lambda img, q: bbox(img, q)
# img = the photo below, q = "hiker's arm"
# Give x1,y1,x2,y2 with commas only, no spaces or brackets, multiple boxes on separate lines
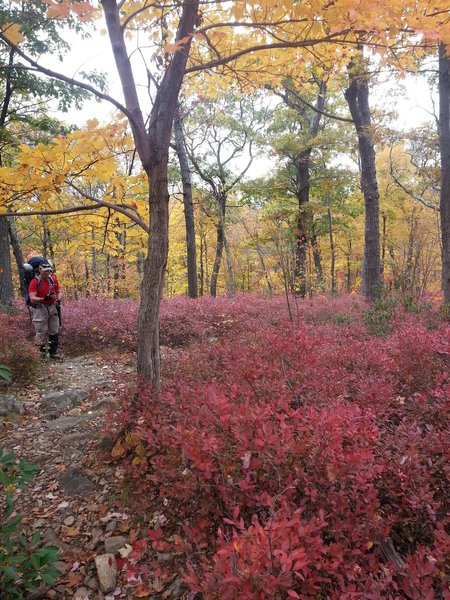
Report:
29,291,46,304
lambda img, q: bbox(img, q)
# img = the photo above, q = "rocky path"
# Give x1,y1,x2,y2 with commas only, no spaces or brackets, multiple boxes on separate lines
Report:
1,353,155,600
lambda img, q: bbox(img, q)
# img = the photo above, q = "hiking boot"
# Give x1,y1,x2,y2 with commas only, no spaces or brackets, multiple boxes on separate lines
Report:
49,354,63,362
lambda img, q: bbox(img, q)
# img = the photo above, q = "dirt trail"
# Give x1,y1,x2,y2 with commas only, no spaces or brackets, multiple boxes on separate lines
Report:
1,353,140,599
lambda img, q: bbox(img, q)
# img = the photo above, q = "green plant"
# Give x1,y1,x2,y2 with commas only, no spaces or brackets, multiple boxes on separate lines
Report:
363,294,398,337
0,449,60,599
0,364,13,382
331,314,355,326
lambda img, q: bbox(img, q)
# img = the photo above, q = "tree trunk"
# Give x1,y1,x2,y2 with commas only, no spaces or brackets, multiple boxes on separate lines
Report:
223,232,235,295
137,159,169,385
0,216,14,306
101,0,200,387
328,206,336,293
347,239,352,293
210,218,224,297
439,42,450,303
174,108,198,298
345,51,382,300
281,81,326,295
311,231,324,290
7,217,26,298
294,159,309,297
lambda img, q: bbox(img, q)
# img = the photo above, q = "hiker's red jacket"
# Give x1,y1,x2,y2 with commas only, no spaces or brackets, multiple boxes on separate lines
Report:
28,275,60,306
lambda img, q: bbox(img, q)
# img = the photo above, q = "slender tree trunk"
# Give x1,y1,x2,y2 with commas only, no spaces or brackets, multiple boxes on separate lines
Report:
327,206,336,293
47,227,55,262
85,260,91,297
7,217,26,298
347,239,352,293
0,216,14,306
294,152,311,296
174,108,198,298
311,232,324,290
106,254,111,294
381,211,387,276
91,226,98,294
199,232,205,296
223,232,235,295
345,50,382,299
439,43,450,303
210,218,224,297
43,221,48,257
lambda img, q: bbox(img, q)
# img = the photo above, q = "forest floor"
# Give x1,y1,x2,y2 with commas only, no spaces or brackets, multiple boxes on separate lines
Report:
1,351,183,600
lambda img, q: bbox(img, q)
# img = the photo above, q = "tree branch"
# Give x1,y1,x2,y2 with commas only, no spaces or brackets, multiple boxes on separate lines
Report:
4,203,103,217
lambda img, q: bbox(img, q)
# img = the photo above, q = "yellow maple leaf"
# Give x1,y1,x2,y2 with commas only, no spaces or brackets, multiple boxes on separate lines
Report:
2,23,25,45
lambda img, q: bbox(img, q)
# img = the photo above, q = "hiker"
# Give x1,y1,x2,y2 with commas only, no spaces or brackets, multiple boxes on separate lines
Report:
28,261,63,360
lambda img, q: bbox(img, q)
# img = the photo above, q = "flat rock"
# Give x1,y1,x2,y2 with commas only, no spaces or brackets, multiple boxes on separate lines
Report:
0,394,23,415
41,388,89,415
45,416,86,431
95,553,117,593
91,397,117,412
104,535,128,554
58,467,95,496
59,431,94,446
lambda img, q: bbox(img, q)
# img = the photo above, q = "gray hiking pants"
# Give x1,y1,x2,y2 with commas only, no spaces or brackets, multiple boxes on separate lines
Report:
32,304,59,345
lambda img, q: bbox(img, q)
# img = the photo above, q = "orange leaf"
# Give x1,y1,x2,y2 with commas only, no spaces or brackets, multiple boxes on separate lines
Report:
67,571,82,588
134,585,152,597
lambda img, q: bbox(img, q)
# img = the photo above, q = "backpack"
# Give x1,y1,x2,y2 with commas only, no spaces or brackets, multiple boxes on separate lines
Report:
22,257,53,307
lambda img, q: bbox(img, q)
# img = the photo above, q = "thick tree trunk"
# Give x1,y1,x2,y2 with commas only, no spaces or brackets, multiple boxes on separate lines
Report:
345,52,382,300
0,216,14,306
174,108,198,298
7,217,26,298
439,43,450,303
102,0,199,387
137,159,169,384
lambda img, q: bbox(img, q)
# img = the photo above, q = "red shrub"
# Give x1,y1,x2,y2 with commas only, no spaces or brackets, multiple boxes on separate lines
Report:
0,309,39,382
100,295,450,597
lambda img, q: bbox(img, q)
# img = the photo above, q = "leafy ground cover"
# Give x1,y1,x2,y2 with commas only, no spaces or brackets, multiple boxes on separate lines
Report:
1,293,449,598
106,294,449,599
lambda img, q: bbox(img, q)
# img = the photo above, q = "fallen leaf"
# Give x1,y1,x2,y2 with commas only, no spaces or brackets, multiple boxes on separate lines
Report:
134,585,152,598
118,543,133,558
67,571,82,588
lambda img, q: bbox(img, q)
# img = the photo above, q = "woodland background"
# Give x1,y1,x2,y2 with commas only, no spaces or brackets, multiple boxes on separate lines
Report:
0,2,450,599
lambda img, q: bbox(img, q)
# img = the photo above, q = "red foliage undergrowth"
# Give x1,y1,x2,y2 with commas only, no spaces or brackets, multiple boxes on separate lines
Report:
108,294,449,599
0,308,39,381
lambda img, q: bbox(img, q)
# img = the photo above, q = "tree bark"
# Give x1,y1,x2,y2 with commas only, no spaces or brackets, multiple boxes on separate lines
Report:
345,51,382,300
101,0,199,387
7,217,26,298
327,205,336,293
281,81,326,295
439,43,450,303
210,214,224,298
0,216,14,306
174,108,198,298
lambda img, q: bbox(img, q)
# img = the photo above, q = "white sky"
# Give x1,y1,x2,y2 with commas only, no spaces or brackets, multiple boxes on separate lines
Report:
43,28,438,180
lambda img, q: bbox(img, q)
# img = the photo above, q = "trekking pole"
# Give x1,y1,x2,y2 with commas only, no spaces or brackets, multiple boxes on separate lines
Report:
56,300,62,327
